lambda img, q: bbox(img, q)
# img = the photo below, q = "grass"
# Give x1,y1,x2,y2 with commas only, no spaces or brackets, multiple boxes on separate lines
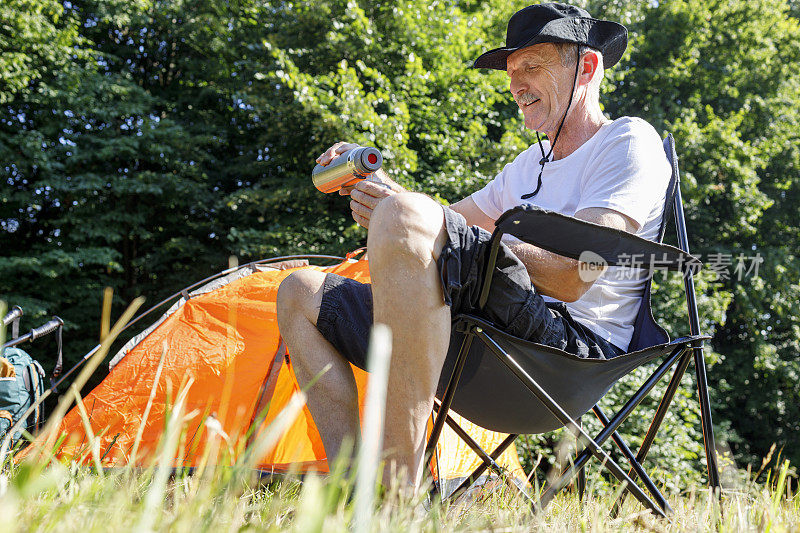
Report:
2,361,798,533
2,298,798,531
1,456,799,532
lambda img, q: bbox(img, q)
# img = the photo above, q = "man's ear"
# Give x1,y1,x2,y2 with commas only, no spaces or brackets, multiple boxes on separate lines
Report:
580,50,601,86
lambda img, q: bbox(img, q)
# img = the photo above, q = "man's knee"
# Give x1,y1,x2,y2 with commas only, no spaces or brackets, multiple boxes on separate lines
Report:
368,192,447,262
276,269,326,327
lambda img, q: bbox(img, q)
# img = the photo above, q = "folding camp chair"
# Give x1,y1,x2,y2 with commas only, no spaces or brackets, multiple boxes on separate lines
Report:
424,134,721,516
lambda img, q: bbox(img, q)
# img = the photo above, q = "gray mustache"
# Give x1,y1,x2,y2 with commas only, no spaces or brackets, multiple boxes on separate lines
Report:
517,93,540,105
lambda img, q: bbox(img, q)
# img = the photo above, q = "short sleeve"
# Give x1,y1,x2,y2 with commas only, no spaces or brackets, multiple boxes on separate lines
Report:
470,143,546,220
470,169,508,220
575,120,670,229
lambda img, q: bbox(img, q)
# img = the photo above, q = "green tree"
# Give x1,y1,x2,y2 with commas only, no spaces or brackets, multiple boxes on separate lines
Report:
1,0,222,365
596,0,800,469
3,0,799,485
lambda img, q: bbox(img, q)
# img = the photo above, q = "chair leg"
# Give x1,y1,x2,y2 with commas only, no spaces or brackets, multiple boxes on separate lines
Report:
576,416,586,501
475,329,667,517
429,411,442,497
440,423,527,503
610,344,722,515
542,346,686,514
594,407,671,515
612,350,694,515
675,185,722,492
432,403,509,479
692,343,722,491
430,402,530,504
425,332,474,497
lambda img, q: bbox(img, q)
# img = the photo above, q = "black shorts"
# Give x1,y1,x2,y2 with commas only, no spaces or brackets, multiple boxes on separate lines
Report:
315,207,622,390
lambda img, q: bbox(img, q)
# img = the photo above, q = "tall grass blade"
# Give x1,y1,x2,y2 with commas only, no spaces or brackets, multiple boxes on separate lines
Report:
39,296,145,453
237,391,307,475
134,377,194,533
0,301,6,348
353,324,392,533
129,340,169,467
100,287,112,342
764,459,791,533
70,386,103,476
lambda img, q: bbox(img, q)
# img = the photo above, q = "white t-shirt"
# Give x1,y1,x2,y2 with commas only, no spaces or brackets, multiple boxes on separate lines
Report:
470,117,671,351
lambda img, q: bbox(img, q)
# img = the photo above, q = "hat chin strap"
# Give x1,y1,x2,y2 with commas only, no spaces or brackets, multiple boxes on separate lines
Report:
522,47,581,200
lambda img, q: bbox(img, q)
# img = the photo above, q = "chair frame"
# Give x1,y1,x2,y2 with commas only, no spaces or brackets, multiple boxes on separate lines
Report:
424,135,721,516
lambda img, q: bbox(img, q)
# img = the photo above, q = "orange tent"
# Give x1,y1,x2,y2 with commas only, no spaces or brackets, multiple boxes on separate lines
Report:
38,255,526,490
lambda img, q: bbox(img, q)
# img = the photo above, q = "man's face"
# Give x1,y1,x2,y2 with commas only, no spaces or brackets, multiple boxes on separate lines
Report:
506,43,576,133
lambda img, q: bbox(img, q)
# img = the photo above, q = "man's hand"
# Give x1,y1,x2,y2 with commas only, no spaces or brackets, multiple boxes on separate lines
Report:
316,141,359,167
345,179,395,228
316,141,405,229
346,172,406,228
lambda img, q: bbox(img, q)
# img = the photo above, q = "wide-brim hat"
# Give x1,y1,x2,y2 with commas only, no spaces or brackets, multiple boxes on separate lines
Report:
473,3,628,71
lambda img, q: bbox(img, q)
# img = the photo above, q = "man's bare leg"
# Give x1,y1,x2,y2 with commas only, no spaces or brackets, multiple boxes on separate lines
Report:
276,269,360,466
278,193,452,489
367,193,451,488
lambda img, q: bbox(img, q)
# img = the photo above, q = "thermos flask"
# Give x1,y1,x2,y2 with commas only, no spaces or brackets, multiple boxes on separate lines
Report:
312,146,383,193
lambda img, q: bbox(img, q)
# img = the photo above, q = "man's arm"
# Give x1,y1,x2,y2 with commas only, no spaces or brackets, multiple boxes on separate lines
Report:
450,198,639,302
506,207,639,302
449,196,496,232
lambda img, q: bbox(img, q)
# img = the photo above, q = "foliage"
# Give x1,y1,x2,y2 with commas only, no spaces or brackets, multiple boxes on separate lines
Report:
1,0,799,483
607,0,800,469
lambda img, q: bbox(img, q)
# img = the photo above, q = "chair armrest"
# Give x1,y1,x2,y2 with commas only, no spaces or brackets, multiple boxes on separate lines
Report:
494,205,701,273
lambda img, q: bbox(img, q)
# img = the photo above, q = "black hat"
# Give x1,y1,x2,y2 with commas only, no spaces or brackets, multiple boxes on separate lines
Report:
473,3,628,71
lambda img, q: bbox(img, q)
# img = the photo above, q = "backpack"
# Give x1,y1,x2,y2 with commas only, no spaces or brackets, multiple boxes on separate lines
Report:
0,347,46,444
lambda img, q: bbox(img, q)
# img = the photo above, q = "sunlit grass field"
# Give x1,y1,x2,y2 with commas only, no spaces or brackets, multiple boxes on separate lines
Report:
1,302,798,532
1,455,798,532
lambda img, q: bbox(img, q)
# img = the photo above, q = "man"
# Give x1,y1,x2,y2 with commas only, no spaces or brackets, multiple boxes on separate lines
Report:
276,3,671,489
